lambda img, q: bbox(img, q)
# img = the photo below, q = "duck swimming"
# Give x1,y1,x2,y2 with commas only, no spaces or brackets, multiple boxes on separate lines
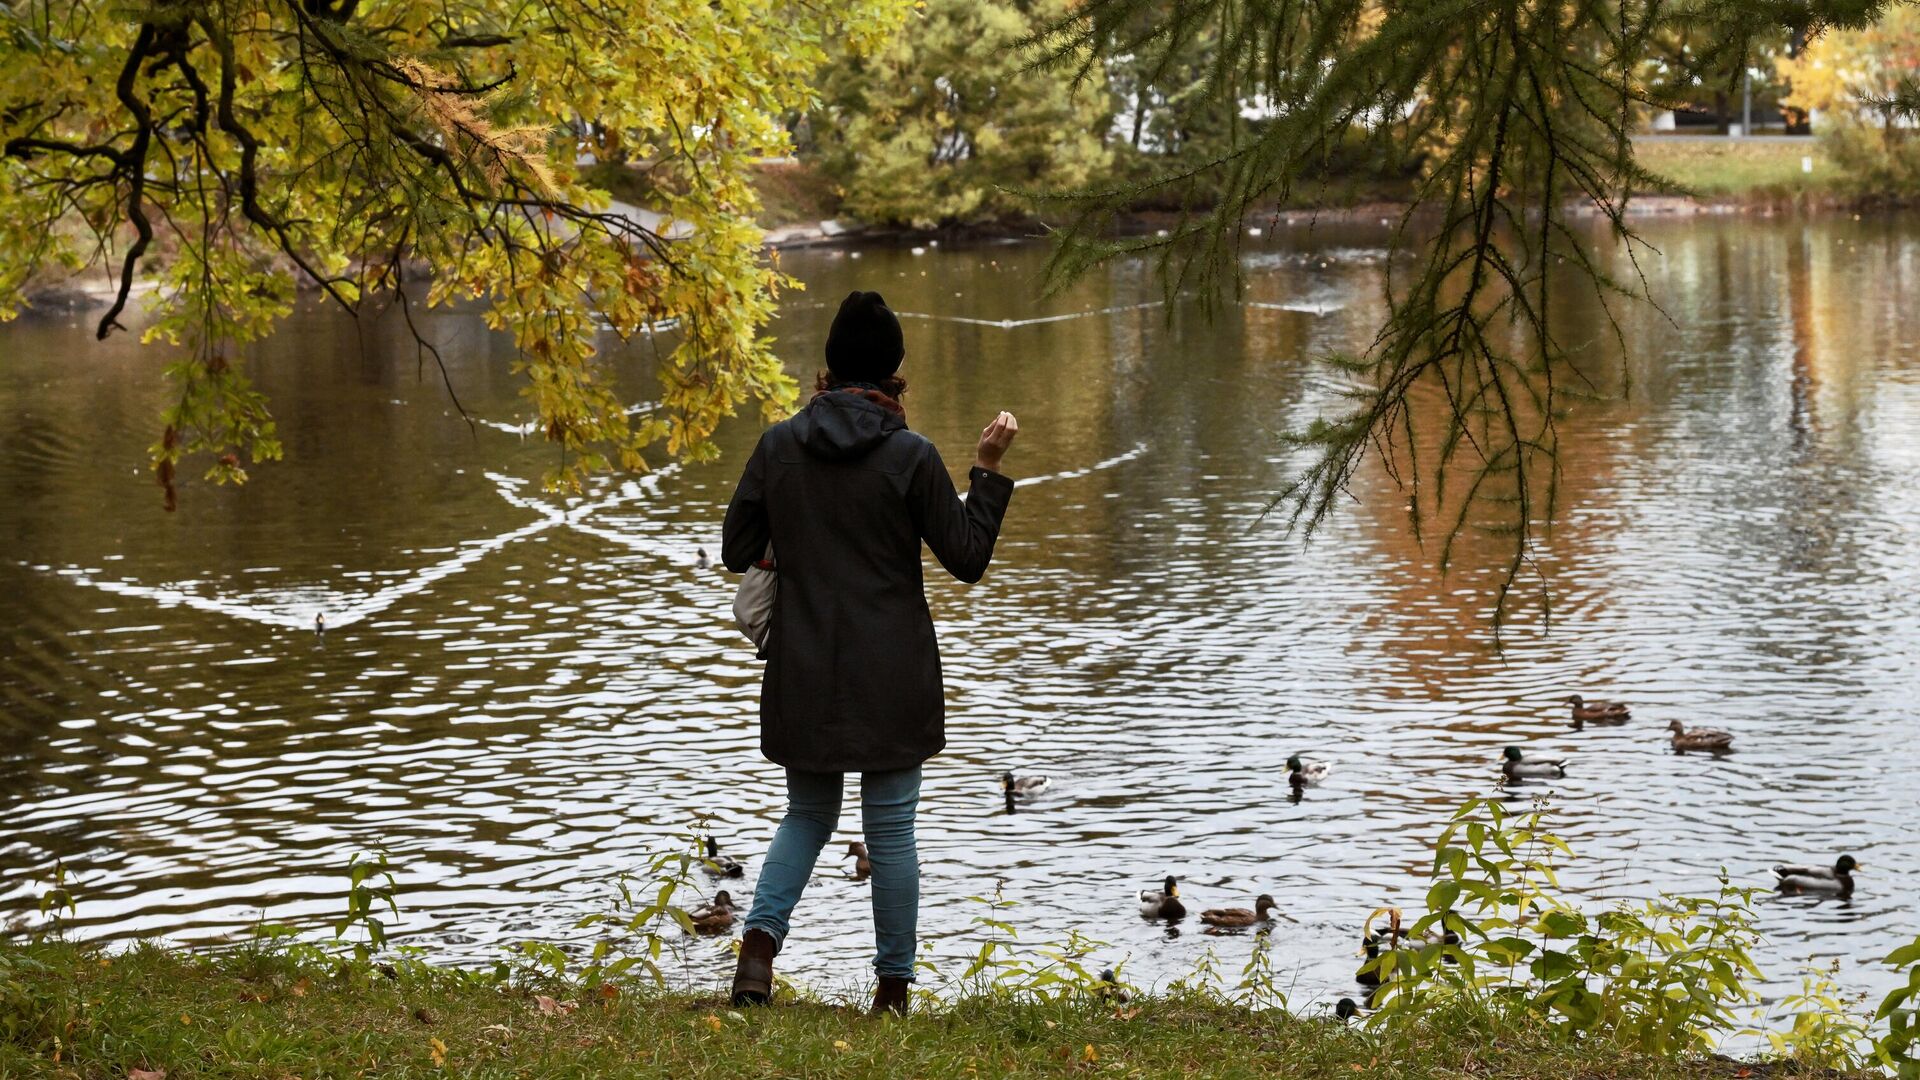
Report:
1002,771,1050,800
1357,932,1395,988
1138,876,1186,920
689,891,736,934
1565,694,1629,725
1774,855,1859,897
703,836,745,878
1502,746,1568,780
1356,907,1406,988
695,547,712,571
1667,719,1734,751
1200,894,1277,928
1287,755,1330,789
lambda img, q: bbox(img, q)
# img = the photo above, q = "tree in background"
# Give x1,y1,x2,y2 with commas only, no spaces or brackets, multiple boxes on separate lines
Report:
1779,7,1920,189
810,0,1112,229
1,0,906,506
1101,14,1250,208
1032,0,1896,630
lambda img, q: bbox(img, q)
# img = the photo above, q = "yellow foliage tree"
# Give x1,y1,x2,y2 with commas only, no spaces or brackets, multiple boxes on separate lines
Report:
1,0,908,506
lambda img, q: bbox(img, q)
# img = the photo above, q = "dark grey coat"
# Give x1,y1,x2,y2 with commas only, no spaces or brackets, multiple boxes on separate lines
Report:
721,392,1014,773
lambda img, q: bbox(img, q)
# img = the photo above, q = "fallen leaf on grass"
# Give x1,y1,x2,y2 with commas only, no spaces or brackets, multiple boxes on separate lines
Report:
596,983,620,1001
833,1040,852,1052
290,978,309,998
534,995,576,1016
704,1015,724,1032
481,1024,513,1043
428,1037,448,1068
178,1014,191,1026
1043,1020,1057,1029
1083,1044,1098,1063
128,1069,166,1080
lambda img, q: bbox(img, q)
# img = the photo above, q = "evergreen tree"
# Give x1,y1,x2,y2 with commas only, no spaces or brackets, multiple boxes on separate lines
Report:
811,0,1113,229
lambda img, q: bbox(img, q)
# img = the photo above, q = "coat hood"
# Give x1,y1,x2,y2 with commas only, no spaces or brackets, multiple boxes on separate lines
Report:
791,390,905,462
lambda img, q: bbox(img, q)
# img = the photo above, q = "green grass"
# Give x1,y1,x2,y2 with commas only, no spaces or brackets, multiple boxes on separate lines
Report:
0,940,1865,1079
574,160,841,227
1632,136,1843,200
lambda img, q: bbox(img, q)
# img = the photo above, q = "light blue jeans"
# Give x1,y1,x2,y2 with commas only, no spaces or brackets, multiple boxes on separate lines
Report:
743,766,921,980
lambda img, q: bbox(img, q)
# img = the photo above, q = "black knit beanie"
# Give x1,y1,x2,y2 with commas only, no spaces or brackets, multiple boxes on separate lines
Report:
824,290,905,384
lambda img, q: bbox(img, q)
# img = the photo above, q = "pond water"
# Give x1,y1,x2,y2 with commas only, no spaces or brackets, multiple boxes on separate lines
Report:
3,214,1918,1023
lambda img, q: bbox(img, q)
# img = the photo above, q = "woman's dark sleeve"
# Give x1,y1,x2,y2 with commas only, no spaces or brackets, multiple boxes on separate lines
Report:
910,442,1014,584
721,434,772,573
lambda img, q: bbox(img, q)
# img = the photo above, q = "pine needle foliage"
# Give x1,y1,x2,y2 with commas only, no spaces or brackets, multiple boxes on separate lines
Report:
1028,0,1896,631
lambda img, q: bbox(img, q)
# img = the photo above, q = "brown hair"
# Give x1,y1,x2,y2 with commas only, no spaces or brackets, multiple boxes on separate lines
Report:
816,369,907,400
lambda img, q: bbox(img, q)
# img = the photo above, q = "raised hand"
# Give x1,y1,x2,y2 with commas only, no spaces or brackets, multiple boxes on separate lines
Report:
974,411,1019,473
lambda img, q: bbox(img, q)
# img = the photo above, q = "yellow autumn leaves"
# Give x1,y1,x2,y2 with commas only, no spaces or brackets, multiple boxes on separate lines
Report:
0,0,916,502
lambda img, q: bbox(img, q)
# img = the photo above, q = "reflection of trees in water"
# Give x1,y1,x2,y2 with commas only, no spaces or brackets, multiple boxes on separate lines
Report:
1774,223,1868,602
1324,218,1901,687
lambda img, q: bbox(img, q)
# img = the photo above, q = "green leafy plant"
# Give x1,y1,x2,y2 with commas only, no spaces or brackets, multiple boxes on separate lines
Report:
334,850,400,964
1235,930,1290,1011
566,834,728,989
33,860,77,942
1370,796,1762,1056
930,885,1118,1002
1748,960,1869,1071
1876,934,1920,1078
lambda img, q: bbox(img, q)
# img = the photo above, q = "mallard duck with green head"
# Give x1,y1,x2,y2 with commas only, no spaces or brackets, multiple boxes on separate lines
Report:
1287,755,1330,790
1502,746,1567,780
703,836,745,878
1002,771,1050,799
1774,855,1860,897
1200,894,1277,928
1356,907,1407,988
1138,876,1186,920
1001,771,1049,813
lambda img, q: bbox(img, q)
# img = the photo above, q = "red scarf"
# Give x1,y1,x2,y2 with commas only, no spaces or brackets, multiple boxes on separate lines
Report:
814,385,906,421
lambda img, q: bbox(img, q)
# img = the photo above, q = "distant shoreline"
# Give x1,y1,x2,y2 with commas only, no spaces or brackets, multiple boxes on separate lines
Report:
18,184,1909,311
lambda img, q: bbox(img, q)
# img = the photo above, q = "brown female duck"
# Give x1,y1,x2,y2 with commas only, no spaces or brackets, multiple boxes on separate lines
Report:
1565,694,1630,726
1667,719,1734,751
689,891,736,934
1200,894,1278,928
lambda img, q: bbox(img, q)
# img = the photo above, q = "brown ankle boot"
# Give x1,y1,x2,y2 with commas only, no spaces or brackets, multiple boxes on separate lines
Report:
870,975,911,1016
731,929,777,1006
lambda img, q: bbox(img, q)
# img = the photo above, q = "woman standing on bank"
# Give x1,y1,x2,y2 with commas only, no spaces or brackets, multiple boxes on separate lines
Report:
720,290,1019,1015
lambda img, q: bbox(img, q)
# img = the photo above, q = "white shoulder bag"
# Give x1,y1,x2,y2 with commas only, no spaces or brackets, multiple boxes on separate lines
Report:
732,541,777,657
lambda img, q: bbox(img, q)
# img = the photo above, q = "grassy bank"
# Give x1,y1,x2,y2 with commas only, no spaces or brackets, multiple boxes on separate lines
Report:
0,940,1867,1080
1621,137,1839,202
559,140,1864,246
